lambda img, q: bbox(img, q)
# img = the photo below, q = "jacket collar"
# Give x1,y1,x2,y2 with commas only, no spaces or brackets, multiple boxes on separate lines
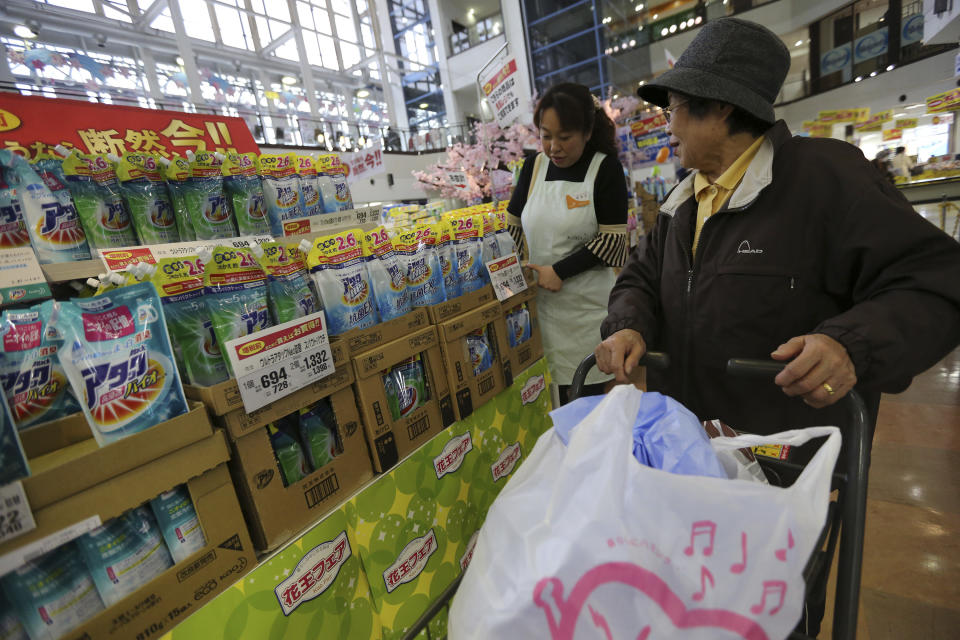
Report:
660,120,791,216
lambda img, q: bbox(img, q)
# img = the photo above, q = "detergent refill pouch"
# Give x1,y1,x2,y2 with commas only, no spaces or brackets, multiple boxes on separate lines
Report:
254,242,318,325
363,226,410,322
76,506,174,607
258,154,305,235
0,390,29,486
51,282,190,446
305,229,376,335
222,152,270,236
116,153,180,245
436,217,461,299
145,257,229,387
0,589,28,640
465,326,494,376
268,421,309,487
161,156,196,241
315,154,353,212
0,174,31,250
185,152,236,240
0,543,104,640
382,355,430,421
0,305,81,430
481,212,500,263
202,246,271,377
149,485,206,564
298,398,343,471
0,149,90,263
505,303,532,347
394,225,447,307
61,152,138,251
492,209,518,257
450,213,489,294
294,155,323,217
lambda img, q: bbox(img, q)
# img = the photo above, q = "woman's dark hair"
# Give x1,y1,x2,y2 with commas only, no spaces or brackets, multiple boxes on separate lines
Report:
533,83,618,157
680,94,772,138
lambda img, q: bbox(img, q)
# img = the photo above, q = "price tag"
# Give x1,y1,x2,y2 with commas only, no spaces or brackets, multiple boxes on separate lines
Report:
225,311,335,413
0,481,35,545
485,253,528,302
99,235,274,272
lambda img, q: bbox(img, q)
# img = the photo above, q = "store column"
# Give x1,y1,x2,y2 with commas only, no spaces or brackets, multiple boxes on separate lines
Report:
0,44,16,86
167,0,206,109
286,0,323,143
426,0,461,127
372,0,410,135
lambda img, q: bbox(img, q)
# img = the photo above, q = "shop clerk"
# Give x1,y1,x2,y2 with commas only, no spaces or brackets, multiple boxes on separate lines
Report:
507,83,629,403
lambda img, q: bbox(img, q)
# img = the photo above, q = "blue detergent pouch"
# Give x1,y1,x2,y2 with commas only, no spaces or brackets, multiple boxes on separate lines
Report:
0,304,82,430
51,282,189,446
0,391,28,485
0,542,104,640
465,327,493,376
252,242,318,325
0,175,31,250
395,225,446,307
481,212,500,263
305,229,377,335
294,155,324,217
436,218,461,299
363,226,410,322
492,209,518,256
450,213,489,293
0,589,28,640
315,154,353,212
149,485,206,564
0,149,90,264
505,303,532,347
258,154,305,235
77,506,174,607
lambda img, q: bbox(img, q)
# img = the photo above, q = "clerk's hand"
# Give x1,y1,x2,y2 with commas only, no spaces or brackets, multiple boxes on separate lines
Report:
526,264,563,291
595,329,646,384
771,334,857,408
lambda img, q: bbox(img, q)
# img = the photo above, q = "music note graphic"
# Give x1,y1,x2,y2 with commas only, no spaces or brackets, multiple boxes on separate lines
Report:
750,580,787,615
775,529,795,562
691,565,714,601
683,520,716,557
636,626,652,640
730,532,747,574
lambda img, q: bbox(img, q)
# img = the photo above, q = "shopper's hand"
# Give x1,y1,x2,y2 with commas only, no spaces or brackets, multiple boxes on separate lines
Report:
771,334,857,408
595,329,647,384
526,264,563,291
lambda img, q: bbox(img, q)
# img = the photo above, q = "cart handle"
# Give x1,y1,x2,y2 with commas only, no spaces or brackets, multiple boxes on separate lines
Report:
569,351,670,400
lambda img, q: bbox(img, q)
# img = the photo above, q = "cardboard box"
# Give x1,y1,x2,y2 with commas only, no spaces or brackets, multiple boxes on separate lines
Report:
338,307,429,356
227,383,374,552
17,411,91,458
352,326,455,472
499,284,544,380
436,301,509,422
425,284,496,324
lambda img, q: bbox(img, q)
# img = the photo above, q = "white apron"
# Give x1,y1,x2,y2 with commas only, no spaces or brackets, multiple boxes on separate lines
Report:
521,152,617,386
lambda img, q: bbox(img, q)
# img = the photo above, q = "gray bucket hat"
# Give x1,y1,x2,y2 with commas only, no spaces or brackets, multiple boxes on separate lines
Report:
637,18,790,123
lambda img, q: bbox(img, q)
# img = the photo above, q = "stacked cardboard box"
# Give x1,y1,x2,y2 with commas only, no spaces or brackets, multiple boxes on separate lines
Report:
499,284,544,377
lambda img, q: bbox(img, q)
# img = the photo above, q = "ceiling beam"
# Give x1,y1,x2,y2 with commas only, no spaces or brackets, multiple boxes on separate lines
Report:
259,29,293,56
134,0,167,29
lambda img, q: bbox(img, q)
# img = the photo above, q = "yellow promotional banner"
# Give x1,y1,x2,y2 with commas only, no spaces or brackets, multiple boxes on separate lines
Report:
883,128,903,141
926,88,960,113
802,120,818,130
807,124,834,137
855,109,892,130
817,108,870,123
895,118,918,129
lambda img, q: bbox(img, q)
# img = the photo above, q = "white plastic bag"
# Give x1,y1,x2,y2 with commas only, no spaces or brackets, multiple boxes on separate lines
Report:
449,385,840,640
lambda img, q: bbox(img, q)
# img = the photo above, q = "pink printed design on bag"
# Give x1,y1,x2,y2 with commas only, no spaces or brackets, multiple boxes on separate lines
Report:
532,562,770,640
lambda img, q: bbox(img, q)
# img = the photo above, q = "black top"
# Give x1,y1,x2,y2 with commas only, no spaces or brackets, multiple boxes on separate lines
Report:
507,151,628,280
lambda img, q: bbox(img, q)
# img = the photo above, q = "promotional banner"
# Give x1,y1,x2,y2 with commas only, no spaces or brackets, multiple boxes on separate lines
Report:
895,118,919,129
926,87,960,113
853,27,889,64
478,46,528,127
820,43,851,75
883,128,903,141
634,131,673,165
0,93,259,161
342,144,385,184
855,109,893,131
807,123,834,138
902,13,924,46
630,114,668,138
816,108,870,123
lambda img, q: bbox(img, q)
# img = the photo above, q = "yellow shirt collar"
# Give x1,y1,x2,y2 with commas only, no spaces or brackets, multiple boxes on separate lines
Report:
693,134,766,203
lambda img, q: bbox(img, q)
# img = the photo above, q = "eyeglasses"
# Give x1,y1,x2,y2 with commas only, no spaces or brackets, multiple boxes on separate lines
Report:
662,99,688,123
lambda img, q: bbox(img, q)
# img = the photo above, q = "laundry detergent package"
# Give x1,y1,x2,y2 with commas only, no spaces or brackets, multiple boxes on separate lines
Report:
258,153,305,235
144,257,229,387
298,398,343,471
184,151,236,240
0,543,105,640
0,305,82,430
149,485,206,565
449,213,489,293
115,153,181,245
436,217,461,299
492,209,518,257
253,242,318,325
382,354,430,421
222,152,270,236
268,422,309,486
481,212,500,263
465,326,494,376
161,156,197,241
294,155,323,217
0,391,28,485
0,149,90,263
394,225,447,307
505,303,532,347
0,175,30,250
202,245,271,377
316,154,353,212
363,226,410,322
0,589,28,640
305,228,376,335
52,282,190,446
61,151,138,251
76,506,174,607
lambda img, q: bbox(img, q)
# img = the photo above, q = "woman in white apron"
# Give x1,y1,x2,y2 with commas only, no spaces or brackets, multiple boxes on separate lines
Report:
506,83,628,403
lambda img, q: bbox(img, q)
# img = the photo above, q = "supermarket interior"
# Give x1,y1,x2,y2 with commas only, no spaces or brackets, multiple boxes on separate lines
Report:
0,0,958,639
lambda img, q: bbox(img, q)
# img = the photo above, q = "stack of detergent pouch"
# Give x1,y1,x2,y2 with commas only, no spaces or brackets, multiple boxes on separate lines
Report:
303,227,378,335
251,241,319,325
0,483,205,640
446,211,492,294
266,397,344,487
59,150,139,250
222,151,271,236
381,354,431,421
314,153,354,213
504,302,533,348
257,153,306,235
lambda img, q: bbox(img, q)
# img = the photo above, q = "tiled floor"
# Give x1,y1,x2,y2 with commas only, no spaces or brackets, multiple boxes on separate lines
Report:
819,347,960,639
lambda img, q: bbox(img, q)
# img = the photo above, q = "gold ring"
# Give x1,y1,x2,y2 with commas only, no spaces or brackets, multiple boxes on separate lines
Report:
822,382,835,395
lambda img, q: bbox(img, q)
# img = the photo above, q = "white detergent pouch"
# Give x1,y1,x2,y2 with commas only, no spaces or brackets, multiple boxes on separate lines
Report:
492,209,518,257
0,543,104,640
294,155,324,217
305,228,377,335
363,226,410,322
481,212,500,263
150,485,206,564
258,154,305,235
77,506,174,607
316,154,353,212
450,213,489,294
394,224,447,307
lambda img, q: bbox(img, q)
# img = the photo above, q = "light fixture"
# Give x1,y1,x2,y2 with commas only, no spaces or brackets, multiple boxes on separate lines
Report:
14,24,37,39
629,39,636,47
613,45,619,52
175,56,185,66
869,71,877,77
358,136,367,146
669,24,677,33
613,94,620,99
854,76,863,82
680,22,686,30
356,89,370,98
653,13,658,19
638,25,644,31
661,27,668,36
636,3,644,11
886,64,895,71
638,80,645,86
894,112,907,117
906,103,923,109
281,75,297,85
795,40,803,47
419,102,429,109
695,16,702,24
316,133,325,144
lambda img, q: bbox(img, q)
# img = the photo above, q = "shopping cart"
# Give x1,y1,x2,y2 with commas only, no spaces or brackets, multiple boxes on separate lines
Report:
403,352,871,640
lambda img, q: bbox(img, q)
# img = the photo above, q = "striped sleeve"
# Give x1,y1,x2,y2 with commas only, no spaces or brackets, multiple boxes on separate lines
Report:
584,223,628,267
507,213,528,261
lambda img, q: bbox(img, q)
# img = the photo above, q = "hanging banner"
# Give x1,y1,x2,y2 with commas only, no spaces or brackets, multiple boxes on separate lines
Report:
926,88,960,113
820,43,851,75
478,45,528,127
341,143,385,184
816,108,870,123
633,132,673,165
883,128,903,141
630,114,668,138
853,27,888,64
807,124,834,138
854,109,893,131
895,118,918,129
901,13,924,46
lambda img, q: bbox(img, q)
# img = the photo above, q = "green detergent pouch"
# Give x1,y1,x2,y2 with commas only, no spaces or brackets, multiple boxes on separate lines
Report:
161,156,196,241
0,543,104,640
298,398,343,471
185,152,236,240
450,213,489,293
0,149,90,263
0,589,28,640
363,225,410,322
0,304,81,430
268,422,309,486
294,155,323,217
316,154,353,212
50,282,189,446
149,485,206,564
382,354,430,421
222,152,270,236
437,217,461,298
258,153,305,235
506,303,532,347
0,390,28,485
465,326,493,376
394,224,447,307
0,174,31,250
305,229,376,335
61,151,138,250
76,506,174,607
253,242,318,325
145,257,229,386
201,246,271,377
115,153,180,245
